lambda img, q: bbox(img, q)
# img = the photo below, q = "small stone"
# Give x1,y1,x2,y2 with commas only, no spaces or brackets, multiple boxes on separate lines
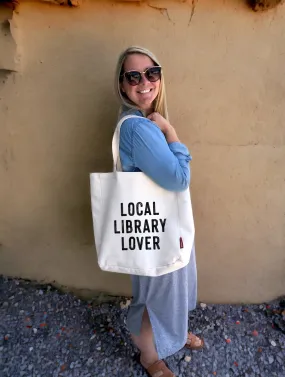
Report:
184,356,191,362
200,303,207,309
28,365,33,371
19,310,25,315
33,328,37,334
90,334,96,340
270,340,277,347
14,303,18,307
29,347,33,352
268,356,274,364
2,302,8,308
120,299,131,309
39,290,43,295
96,347,101,351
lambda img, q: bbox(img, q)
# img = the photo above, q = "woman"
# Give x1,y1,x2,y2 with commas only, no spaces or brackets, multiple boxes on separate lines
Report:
114,46,203,377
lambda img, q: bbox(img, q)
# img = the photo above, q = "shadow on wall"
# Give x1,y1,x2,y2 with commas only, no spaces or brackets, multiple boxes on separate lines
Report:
41,43,120,248
1,20,120,252
46,91,119,248
68,94,119,247
248,0,285,11
0,68,11,80
0,69,15,83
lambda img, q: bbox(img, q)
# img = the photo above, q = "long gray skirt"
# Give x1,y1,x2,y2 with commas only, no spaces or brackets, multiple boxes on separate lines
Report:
126,246,197,360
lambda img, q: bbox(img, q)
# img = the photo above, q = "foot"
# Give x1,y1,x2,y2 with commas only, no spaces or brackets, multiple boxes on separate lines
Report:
185,332,204,350
145,360,175,377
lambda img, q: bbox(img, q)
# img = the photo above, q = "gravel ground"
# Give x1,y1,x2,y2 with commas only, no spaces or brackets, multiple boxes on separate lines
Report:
0,275,284,377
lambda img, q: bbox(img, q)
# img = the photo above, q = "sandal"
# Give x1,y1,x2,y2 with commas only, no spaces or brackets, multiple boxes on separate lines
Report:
146,360,175,377
184,332,204,350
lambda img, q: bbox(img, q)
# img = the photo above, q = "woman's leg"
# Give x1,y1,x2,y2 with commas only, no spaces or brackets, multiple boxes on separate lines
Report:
131,308,159,368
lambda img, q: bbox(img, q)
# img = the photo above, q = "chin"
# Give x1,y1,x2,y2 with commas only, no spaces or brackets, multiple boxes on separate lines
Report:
138,98,157,109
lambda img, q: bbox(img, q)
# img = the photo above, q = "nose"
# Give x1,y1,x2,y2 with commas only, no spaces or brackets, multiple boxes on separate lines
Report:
140,73,148,85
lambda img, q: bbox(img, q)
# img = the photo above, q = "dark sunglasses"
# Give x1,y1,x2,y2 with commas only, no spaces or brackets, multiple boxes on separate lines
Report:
121,66,162,86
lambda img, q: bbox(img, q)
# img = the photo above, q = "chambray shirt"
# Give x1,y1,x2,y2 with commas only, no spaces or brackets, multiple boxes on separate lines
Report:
119,109,192,192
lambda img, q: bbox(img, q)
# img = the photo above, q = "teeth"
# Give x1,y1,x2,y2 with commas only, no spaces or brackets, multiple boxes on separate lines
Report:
139,89,151,94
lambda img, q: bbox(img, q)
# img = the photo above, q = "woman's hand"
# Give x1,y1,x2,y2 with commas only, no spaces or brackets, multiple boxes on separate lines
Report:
147,112,180,144
147,112,172,134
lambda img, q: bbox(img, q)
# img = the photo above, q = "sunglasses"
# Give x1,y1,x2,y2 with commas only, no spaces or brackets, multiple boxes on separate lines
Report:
121,66,162,86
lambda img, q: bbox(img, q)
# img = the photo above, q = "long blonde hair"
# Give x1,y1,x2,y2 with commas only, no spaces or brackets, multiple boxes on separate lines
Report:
114,46,169,120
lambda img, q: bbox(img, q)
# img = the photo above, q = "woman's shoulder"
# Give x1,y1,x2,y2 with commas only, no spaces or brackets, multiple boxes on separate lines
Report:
120,110,161,139
119,107,142,119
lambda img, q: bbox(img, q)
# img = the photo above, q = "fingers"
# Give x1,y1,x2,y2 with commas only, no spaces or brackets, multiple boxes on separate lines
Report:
147,112,159,121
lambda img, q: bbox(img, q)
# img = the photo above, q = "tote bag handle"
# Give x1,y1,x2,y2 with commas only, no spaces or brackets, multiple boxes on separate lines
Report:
111,115,141,172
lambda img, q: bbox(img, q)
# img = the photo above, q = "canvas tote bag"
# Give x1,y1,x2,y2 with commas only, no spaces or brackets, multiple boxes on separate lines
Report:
90,115,195,276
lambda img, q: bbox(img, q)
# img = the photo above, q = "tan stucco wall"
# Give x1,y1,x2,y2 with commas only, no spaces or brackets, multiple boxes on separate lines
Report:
1,0,285,303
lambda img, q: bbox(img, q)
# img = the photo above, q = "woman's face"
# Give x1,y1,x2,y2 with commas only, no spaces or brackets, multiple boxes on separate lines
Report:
120,53,161,112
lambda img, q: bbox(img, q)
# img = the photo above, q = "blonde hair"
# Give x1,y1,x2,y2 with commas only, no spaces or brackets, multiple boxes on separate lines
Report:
114,46,169,120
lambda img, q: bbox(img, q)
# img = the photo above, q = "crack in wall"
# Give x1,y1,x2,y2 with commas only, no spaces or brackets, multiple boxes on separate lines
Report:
147,3,174,24
188,0,199,26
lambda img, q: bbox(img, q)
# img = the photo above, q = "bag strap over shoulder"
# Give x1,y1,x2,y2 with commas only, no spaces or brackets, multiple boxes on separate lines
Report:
112,115,141,172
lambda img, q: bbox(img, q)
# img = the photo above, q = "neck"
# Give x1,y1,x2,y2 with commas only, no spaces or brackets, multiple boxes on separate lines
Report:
141,106,154,117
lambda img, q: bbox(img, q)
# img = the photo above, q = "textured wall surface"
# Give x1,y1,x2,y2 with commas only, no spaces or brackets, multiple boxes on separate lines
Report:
0,0,284,303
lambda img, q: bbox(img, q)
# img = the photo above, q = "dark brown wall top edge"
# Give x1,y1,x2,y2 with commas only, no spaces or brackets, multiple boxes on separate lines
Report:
0,0,284,11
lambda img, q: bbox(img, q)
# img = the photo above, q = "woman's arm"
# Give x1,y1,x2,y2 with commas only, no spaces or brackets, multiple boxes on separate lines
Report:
147,112,180,144
121,117,192,192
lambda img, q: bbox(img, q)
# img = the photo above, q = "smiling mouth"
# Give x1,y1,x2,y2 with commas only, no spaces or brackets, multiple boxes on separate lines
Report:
138,89,152,94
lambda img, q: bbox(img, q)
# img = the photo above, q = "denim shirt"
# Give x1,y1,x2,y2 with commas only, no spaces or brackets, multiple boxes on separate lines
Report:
119,109,192,192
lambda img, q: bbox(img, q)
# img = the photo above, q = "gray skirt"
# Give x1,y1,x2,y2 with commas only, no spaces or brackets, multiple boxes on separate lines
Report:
127,246,197,359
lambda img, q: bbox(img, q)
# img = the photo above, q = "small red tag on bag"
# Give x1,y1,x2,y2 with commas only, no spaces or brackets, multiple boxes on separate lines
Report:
180,237,184,249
